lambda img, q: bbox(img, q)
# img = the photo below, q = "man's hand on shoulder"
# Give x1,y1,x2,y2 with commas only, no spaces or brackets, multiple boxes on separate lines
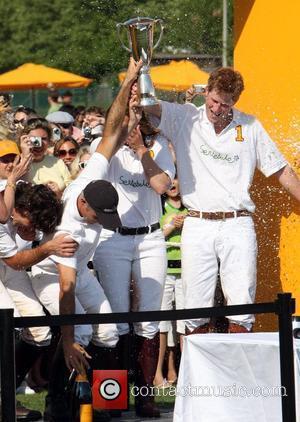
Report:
46,233,78,257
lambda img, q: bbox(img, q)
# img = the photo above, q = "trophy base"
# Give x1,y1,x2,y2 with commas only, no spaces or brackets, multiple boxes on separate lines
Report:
140,95,159,107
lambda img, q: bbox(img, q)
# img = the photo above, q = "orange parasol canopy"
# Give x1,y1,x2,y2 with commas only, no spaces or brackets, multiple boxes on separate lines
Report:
118,60,209,91
0,63,92,90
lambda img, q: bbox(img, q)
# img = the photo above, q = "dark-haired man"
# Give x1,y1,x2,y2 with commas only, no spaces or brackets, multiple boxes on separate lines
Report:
140,66,300,334
0,182,78,421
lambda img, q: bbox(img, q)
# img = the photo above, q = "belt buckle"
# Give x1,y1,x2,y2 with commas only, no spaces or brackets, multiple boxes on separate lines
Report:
188,210,199,218
222,212,226,221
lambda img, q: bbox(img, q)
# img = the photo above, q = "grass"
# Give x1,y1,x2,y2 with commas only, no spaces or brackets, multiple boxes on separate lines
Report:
17,385,176,414
17,391,47,414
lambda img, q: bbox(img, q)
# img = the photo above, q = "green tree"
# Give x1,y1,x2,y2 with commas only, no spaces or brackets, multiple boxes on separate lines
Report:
0,0,232,81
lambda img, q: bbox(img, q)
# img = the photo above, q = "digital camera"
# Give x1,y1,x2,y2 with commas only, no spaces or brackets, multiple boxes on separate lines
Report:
83,127,92,138
192,84,206,93
82,126,93,144
52,127,61,142
30,136,42,148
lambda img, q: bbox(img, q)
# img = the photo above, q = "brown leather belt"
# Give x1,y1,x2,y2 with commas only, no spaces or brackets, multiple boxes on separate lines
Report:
187,209,252,220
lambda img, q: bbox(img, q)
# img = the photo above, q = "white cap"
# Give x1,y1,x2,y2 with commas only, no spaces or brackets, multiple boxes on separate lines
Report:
46,111,74,124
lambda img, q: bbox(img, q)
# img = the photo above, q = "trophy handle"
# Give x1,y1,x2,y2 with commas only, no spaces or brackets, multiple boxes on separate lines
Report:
116,23,132,52
153,19,164,50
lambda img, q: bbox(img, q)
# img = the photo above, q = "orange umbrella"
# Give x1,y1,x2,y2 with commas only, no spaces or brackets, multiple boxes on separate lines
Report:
118,60,208,91
0,63,92,90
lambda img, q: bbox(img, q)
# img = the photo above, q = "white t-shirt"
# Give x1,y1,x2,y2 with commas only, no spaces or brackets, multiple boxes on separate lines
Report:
0,220,33,285
159,102,287,212
0,220,18,259
32,152,109,275
106,135,175,227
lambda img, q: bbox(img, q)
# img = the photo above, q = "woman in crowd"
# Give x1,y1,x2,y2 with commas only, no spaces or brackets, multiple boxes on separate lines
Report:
53,136,80,179
0,139,31,223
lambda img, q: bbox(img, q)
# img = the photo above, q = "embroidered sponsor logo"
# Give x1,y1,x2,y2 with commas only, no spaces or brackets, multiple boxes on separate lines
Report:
199,145,239,163
119,175,151,188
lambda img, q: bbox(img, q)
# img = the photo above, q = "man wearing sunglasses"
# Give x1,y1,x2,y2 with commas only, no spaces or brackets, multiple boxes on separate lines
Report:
13,106,37,131
46,111,83,143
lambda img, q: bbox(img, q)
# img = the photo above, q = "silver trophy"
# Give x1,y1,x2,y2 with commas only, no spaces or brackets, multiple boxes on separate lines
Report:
117,17,163,107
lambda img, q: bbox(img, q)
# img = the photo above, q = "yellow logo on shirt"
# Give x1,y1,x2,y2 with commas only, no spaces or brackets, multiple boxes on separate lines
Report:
235,125,244,142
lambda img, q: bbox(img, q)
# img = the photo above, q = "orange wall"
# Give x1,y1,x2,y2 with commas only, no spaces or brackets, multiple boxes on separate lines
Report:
234,0,300,328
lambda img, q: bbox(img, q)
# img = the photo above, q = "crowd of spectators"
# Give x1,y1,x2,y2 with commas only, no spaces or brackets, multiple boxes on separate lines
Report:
0,61,181,422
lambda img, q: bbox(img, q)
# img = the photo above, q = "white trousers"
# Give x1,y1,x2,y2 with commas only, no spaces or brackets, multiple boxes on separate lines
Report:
31,267,118,347
182,216,257,331
0,263,51,345
159,273,185,335
93,229,167,339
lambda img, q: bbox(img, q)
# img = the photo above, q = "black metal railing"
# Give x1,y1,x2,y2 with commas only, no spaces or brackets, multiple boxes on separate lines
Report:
0,292,296,422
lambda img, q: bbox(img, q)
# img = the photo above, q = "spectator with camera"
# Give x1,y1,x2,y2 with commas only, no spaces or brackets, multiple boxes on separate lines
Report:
20,117,71,197
46,110,83,143
82,106,105,146
12,106,38,132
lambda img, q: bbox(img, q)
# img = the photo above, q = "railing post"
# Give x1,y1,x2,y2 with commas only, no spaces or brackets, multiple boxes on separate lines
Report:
276,293,296,422
0,309,16,422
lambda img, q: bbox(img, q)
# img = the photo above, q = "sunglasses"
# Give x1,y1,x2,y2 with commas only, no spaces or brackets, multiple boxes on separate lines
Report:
78,161,88,170
13,118,26,125
58,148,77,158
58,123,72,129
0,154,17,164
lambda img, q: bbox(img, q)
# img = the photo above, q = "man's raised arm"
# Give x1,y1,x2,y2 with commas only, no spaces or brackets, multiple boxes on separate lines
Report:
96,58,143,161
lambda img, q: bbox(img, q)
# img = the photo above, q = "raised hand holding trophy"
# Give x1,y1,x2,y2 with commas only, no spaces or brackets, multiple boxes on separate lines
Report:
117,17,163,107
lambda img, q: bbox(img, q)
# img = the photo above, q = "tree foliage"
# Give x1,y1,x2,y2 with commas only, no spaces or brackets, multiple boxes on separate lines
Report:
0,0,232,81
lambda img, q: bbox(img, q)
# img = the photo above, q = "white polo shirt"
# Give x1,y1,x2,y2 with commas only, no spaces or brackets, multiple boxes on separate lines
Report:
32,152,109,275
0,220,18,259
159,102,287,212
106,135,175,227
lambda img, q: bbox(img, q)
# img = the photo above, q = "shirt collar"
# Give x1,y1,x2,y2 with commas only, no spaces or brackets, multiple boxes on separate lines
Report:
201,105,239,128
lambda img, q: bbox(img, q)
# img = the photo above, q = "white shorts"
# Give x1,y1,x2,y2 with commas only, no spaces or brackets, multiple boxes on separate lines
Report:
182,216,257,331
159,273,185,335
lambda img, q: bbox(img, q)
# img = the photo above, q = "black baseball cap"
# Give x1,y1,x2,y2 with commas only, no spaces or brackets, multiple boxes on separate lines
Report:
83,180,121,230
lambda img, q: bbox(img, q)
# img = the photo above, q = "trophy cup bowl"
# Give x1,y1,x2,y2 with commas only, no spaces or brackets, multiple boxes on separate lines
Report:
117,17,163,107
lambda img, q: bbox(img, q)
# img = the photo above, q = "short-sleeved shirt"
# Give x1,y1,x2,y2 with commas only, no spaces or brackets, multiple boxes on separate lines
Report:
0,220,18,259
0,220,33,285
106,135,175,227
32,152,109,275
159,102,287,212
25,155,72,191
